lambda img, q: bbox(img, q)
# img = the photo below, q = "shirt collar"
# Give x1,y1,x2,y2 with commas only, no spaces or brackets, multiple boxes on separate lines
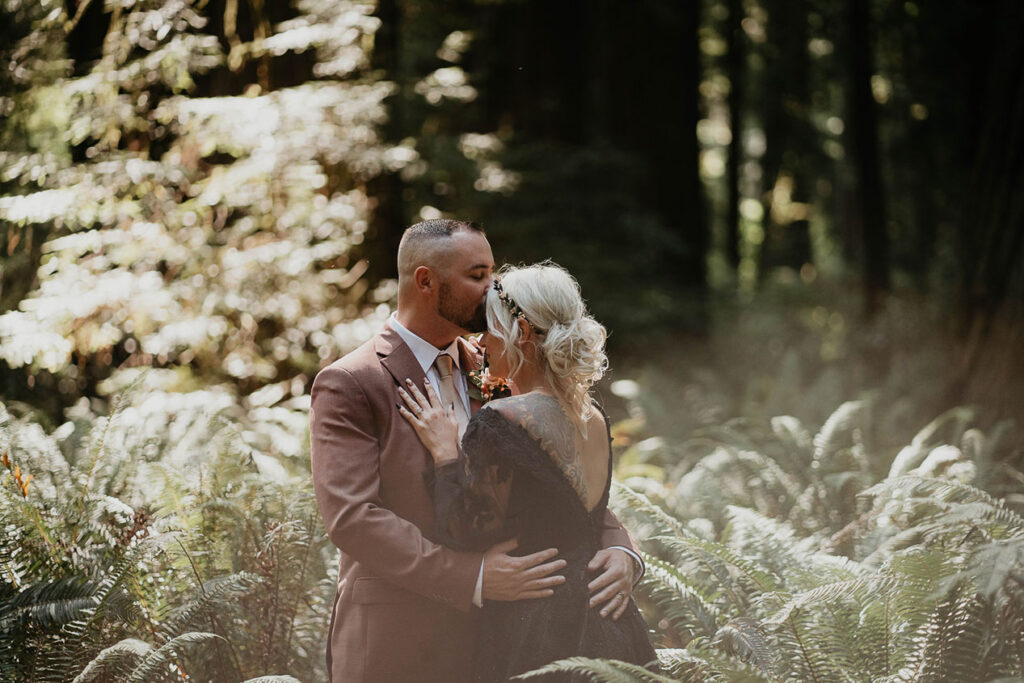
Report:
388,313,462,374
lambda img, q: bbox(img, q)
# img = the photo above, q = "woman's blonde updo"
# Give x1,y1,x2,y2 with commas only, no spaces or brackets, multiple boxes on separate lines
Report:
486,262,608,425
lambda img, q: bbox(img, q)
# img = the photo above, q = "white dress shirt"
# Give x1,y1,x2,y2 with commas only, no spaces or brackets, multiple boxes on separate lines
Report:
388,314,642,606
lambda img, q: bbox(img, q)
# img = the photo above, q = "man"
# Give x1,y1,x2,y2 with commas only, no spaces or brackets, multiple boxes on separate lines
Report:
310,219,641,682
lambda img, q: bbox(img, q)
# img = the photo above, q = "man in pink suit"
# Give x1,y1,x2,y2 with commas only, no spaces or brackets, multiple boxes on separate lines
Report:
310,220,642,682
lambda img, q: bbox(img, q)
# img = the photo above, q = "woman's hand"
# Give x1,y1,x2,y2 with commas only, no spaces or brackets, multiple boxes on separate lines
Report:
397,378,460,464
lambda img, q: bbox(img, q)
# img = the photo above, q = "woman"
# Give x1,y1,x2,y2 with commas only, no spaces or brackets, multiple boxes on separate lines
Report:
397,263,657,682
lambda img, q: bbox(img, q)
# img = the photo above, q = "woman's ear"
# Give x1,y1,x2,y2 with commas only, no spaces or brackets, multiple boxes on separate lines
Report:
516,317,532,341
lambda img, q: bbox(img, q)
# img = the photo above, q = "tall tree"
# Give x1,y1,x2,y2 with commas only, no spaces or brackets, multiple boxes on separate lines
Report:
953,1,1024,402
724,0,746,271
845,0,890,316
756,0,815,279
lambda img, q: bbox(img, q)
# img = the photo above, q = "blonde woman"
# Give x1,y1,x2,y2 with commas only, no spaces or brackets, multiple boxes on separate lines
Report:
398,263,657,682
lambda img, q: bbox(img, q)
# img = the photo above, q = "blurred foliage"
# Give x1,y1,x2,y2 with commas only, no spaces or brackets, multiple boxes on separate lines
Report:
0,385,334,681
1,0,1021,424
0,0,402,418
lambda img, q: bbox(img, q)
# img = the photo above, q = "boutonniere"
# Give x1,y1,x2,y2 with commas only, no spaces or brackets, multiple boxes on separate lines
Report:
466,368,513,402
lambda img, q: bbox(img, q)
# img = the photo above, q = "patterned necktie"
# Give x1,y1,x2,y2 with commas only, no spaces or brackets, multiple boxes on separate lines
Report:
433,352,470,439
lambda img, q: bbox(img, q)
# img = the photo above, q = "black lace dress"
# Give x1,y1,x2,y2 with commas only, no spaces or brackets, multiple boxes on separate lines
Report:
431,404,658,682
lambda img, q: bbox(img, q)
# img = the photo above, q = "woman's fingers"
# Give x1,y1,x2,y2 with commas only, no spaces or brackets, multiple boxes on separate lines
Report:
421,379,445,409
396,404,424,429
397,386,421,411
402,379,429,406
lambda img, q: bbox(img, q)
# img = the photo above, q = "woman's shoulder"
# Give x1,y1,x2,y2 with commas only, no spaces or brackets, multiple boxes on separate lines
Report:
482,393,563,425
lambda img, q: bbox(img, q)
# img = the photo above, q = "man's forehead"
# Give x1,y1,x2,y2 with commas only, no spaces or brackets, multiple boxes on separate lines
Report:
450,230,493,268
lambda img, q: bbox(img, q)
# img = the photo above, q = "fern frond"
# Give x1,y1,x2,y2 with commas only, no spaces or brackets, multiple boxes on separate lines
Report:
158,571,262,641
126,631,222,683
710,617,775,676
71,638,151,683
653,534,782,613
863,474,1006,509
0,575,96,630
723,507,857,587
612,482,688,537
812,400,866,465
766,574,900,625
642,554,723,638
898,592,987,682
43,538,161,682
653,647,723,682
770,415,813,456
662,642,774,682
514,656,674,682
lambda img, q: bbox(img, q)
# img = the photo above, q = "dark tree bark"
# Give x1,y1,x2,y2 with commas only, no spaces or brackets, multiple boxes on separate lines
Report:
669,2,708,306
724,0,745,271
365,0,406,281
757,0,814,279
846,0,890,316
952,2,1024,403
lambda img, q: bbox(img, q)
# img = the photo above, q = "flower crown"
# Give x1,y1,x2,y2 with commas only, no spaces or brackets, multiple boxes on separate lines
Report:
492,278,535,328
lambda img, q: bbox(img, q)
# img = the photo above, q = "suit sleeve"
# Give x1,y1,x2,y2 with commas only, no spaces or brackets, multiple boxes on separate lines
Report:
310,365,482,611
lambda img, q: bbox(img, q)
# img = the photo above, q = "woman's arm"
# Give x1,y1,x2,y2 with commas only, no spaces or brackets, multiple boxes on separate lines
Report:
398,382,515,550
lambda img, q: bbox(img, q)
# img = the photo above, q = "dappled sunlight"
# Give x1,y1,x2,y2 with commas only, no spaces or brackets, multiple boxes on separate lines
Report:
1,0,1021,679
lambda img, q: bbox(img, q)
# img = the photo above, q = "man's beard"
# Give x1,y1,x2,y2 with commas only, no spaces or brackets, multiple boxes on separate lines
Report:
439,281,487,333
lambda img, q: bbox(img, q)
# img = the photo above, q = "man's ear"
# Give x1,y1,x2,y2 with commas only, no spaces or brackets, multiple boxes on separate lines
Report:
413,265,434,294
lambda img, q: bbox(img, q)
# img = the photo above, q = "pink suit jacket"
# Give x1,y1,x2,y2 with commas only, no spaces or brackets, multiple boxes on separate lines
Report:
310,324,636,682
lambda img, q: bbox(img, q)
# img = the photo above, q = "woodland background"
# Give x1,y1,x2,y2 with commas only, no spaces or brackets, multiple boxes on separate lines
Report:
1,0,1022,681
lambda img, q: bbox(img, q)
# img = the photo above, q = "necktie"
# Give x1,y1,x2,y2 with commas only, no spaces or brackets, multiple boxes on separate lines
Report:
433,353,470,439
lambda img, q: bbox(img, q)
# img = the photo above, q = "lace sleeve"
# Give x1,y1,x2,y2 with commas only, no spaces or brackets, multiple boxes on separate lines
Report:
429,408,519,551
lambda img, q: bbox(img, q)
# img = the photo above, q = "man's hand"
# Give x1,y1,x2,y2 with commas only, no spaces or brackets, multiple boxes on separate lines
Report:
482,539,566,601
587,548,635,620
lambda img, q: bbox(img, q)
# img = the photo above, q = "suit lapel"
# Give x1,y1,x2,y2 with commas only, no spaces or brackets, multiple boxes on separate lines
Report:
377,325,428,394
377,325,482,414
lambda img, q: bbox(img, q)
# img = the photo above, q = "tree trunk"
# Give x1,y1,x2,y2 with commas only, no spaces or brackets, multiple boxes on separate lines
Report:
725,0,745,272
366,0,405,281
951,2,1024,407
847,0,890,316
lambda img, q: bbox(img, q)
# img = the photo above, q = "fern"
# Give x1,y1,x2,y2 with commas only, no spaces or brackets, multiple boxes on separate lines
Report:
156,571,262,642
812,400,867,466
125,631,222,683
642,555,723,639
515,656,675,682
710,617,776,677
70,638,151,682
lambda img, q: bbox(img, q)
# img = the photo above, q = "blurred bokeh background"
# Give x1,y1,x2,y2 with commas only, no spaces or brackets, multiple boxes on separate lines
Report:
2,0,1021,435
1,1,1023,680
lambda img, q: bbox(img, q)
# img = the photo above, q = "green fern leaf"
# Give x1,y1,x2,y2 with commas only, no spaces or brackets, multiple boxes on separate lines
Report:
158,571,262,641
514,656,674,682
126,631,223,683
710,617,775,676
642,555,723,638
812,400,865,465
71,638,152,683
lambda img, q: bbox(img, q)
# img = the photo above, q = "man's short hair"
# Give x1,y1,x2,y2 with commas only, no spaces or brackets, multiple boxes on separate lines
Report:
397,219,484,278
